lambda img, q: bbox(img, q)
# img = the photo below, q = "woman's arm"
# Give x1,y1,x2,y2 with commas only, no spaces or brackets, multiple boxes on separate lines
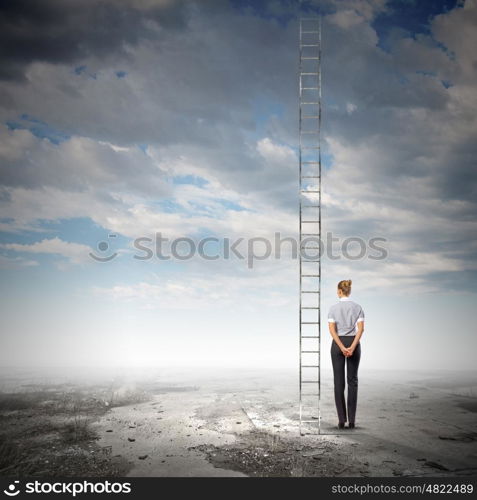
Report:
328,321,349,355
349,321,364,352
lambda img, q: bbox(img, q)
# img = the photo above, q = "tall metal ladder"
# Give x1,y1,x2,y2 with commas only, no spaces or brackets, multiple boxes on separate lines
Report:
299,17,322,436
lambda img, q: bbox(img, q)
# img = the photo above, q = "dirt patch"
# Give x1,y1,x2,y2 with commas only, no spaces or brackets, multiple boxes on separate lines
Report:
456,399,477,413
438,432,477,443
190,430,369,477
0,383,152,477
139,381,200,394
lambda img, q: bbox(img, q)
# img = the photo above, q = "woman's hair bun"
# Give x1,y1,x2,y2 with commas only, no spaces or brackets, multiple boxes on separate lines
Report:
338,279,352,295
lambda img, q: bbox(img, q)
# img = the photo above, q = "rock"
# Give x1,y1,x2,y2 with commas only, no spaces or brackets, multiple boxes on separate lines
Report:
138,455,148,460
424,461,449,471
302,449,324,457
128,438,135,442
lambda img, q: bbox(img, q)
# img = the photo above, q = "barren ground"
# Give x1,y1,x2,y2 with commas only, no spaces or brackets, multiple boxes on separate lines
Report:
1,368,476,477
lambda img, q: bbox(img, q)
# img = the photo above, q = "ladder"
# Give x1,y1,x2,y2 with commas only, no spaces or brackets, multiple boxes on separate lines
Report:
299,17,322,435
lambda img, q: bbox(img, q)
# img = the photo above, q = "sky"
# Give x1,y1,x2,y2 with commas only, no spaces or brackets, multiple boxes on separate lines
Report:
0,0,476,372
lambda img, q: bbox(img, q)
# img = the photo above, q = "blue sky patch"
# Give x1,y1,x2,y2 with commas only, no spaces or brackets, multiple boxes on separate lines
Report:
372,0,460,51
230,0,298,26
74,65,87,75
73,65,97,79
218,199,247,212
172,175,209,188
6,114,70,145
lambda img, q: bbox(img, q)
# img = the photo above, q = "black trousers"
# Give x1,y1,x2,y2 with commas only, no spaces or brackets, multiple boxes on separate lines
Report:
331,335,361,424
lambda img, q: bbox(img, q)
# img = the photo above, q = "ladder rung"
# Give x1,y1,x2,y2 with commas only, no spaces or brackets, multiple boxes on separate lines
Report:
301,394,319,397
302,336,319,338
302,204,320,207
300,73,319,75
302,259,320,262
300,44,320,47
302,87,320,90
301,232,320,235
301,322,319,325
301,291,319,293
302,350,319,353
301,219,320,222
300,192,320,195
301,161,320,164
301,57,320,60
300,419,320,422
300,102,320,105
301,176,320,178
300,146,320,149
300,131,319,134
302,115,320,118
302,365,319,368
302,380,320,384
301,307,319,309
301,31,320,34
301,273,320,276
301,248,320,250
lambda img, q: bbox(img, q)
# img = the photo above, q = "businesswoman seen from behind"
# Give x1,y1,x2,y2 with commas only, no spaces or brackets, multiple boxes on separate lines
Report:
328,280,365,430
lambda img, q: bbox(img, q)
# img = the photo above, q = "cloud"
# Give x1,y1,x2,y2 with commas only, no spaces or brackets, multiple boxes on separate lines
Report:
256,137,296,166
0,125,171,196
0,237,93,266
345,102,357,114
0,254,38,269
329,9,367,29
0,0,189,82
93,262,295,310
0,0,476,294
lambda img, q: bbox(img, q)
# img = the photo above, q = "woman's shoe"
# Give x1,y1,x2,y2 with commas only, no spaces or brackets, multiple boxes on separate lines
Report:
348,423,355,429
338,422,345,429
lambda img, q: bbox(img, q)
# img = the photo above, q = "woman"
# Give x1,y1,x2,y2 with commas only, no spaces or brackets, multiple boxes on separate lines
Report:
327,279,365,429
